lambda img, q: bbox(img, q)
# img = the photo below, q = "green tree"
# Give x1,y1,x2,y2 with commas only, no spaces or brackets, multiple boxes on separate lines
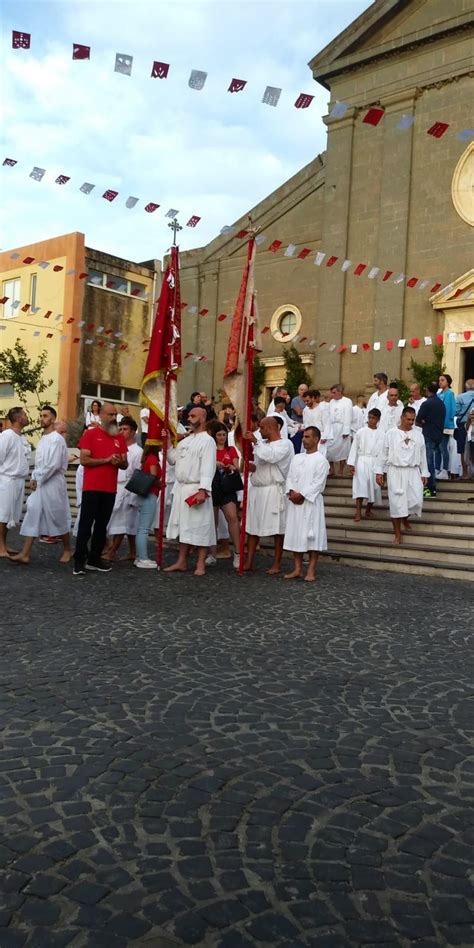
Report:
408,344,445,394
282,345,311,396
0,338,53,410
252,355,266,401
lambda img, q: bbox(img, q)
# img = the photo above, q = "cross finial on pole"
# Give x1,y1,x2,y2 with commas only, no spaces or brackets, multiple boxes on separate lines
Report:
168,218,183,246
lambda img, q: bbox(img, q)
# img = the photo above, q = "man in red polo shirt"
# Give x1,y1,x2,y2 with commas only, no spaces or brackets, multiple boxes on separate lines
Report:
73,403,127,575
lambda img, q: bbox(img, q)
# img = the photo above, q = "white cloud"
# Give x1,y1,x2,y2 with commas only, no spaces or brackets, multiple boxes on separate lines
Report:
1,0,369,260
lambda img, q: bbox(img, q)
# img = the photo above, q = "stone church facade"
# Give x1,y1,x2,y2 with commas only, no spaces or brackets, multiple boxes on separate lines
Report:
178,0,474,405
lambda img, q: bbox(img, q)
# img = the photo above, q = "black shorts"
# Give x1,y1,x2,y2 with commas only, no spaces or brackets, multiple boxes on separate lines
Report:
212,485,238,508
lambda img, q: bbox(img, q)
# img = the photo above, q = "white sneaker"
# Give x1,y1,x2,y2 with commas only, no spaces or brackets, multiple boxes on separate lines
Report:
233,553,241,569
205,555,217,566
134,558,157,569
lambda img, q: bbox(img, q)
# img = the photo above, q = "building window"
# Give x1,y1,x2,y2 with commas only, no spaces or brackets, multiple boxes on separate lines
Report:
270,304,302,343
0,382,15,398
87,270,148,299
30,274,37,309
81,383,141,405
2,278,21,318
100,383,123,401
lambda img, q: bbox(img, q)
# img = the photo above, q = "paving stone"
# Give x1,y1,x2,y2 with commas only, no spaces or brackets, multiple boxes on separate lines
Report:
65,881,111,905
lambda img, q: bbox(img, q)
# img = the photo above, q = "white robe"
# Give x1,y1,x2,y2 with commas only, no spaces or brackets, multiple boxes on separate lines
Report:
347,426,384,504
0,429,30,528
374,426,429,519
20,432,70,537
167,431,217,546
73,465,83,537
325,396,353,462
246,438,294,536
302,404,330,456
284,451,329,553
367,389,389,413
107,442,143,536
379,403,403,433
351,405,367,436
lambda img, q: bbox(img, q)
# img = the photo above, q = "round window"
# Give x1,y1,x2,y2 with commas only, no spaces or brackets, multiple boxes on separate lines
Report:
279,311,297,336
270,304,302,343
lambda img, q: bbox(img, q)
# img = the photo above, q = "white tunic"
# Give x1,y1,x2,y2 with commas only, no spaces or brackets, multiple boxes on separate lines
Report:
379,403,403,433
367,389,389,413
347,426,384,504
0,429,30,528
410,397,426,417
283,451,329,553
351,405,367,436
20,431,71,538
246,438,294,537
107,442,143,536
326,396,353,462
167,431,217,546
374,427,429,519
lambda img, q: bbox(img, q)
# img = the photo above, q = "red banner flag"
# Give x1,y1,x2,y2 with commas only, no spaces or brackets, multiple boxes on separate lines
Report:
268,240,282,253
73,44,90,60
382,270,393,282
427,122,449,139
406,277,418,288
326,255,339,267
363,107,384,126
228,78,247,93
187,215,201,227
3,158,17,167
151,61,169,78
223,238,260,432
144,202,159,213
55,174,70,185
12,31,30,48
297,248,312,259
294,93,314,109
103,189,118,202
140,246,181,447
354,263,367,276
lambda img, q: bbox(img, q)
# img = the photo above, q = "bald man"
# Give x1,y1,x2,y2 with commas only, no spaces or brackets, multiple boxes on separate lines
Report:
243,415,294,575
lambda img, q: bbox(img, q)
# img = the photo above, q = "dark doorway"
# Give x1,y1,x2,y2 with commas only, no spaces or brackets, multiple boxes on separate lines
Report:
462,345,474,383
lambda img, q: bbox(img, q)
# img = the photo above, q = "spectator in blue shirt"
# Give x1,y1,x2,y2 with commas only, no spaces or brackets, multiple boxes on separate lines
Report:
436,373,456,474
454,379,474,478
416,382,446,497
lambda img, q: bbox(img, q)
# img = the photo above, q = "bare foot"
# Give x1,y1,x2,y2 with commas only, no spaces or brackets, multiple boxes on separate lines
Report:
283,570,302,580
101,553,115,561
59,552,72,564
164,562,188,573
304,573,317,582
7,548,19,555
266,566,281,575
9,554,29,564
194,567,206,577
353,514,361,523
243,562,253,572
392,536,401,545
364,510,375,519
403,521,412,531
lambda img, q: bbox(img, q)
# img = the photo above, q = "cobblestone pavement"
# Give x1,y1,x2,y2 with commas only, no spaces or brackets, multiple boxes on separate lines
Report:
1,544,473,948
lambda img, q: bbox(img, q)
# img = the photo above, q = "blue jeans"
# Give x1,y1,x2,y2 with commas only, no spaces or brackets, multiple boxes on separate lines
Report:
424,437,440,493
136,494,158,560
435,433,449,472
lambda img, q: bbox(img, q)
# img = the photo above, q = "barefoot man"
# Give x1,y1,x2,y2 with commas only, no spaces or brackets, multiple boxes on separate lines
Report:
347,408,383,522
374,406,428,545
103,416,142,561
283,426,329,582
244,416,294,575
0,406,30,557
165,406,216,576
11,406,72,565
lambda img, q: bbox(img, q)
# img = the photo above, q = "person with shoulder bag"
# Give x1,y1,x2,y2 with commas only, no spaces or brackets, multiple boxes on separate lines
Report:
128,444,161,569
454,380,474,479
208,423,243,569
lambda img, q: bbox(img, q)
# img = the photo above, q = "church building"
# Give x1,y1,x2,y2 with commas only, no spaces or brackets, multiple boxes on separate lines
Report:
178,0,474,405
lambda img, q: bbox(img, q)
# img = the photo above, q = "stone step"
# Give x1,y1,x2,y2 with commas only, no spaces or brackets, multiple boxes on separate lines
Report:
328,524,474,548
324,501,473,521
324,535,471,566
321,550,474,583
326,514,469,535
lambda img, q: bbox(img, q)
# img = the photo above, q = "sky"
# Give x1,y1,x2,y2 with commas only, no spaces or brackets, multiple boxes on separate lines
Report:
1,0,370,263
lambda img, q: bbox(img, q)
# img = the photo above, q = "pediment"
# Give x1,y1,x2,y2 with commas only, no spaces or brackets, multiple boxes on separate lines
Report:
431,269,474,310
310,0,472,89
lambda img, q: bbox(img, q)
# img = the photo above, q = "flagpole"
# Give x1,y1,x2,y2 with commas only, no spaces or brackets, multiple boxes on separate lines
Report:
156,219,182,570
238,230,256,576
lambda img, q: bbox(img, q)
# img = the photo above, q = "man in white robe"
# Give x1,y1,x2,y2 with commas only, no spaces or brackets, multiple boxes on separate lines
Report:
379,385,404,433
243,416,294,575
104,416,143,561
347,408,384,521
367,373,389,413
283,426,329,582
11,406,71,564
269,396,298,440
0,407,30,558
165,407,216,576
324,384,353,475
302,390,331,457
374,407,429,545
409,383,426,417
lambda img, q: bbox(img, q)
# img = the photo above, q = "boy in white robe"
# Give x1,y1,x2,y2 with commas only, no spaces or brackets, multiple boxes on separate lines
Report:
324,384,353,475
374,407,429,545
302,390,331,457
11,406,71,564
243,416,294,575
283,426,329,582
0,407,30,557
347,408,383,521
165,407,217,576
104,417,142,561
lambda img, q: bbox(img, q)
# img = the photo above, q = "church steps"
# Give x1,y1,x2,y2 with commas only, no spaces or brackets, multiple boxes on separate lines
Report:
321,551,474,583
324,536,472,564
325,514,468,533
327,526,474,548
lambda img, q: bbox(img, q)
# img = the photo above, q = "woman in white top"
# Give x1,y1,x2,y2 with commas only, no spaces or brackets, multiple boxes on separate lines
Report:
85,399,101,428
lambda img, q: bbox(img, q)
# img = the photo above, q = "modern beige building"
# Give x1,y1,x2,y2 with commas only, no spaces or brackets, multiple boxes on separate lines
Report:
177,0,474,405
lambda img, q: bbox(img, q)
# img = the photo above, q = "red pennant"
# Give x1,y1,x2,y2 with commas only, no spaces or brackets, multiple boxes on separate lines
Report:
103,329,112,335
268,240,282,253
44,311,52,318
55,174,70,185
46,333,53,339
319,342,327,348
382,270,393,282
21,303,30,312
436,334,444,345
363,107,385,126
130,287,142,296
427,122,449,139
464,331,471,341
337,345,347,353
151,61,169,79
53,265,64,272
217,313,227,321
299,336,307,343
362,343,371,351
410,337,420,348
406,277,418,288
187,216,201,227
235,230,249,239
184,352,192,359
354,263,367,276
386,340,393,350
3,158,17,167
79,272,88,279
144,202,159,213
73,337,80,343
180,302,188,309
103,190,119,202
294,93,314,109
87,323,95,331
97,340,105,348
199,309,209,316
119,344,128,350
0,296,8,304
23,256,34,264
430,282,442,293
228,78,247,93
72,44,90,60
261,326,270,334
326,255,338,267
67,317,74,324
453,288,464,299
12,31,30,49
297,248,311,259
